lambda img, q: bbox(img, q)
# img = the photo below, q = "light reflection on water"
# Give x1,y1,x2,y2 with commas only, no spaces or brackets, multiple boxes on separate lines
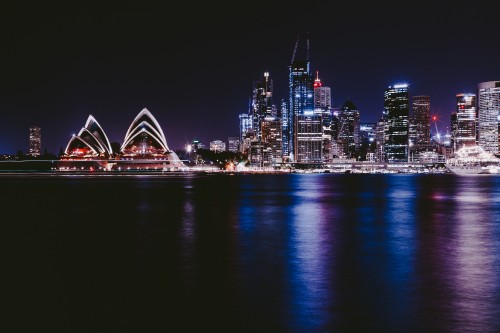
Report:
231,174,500,332
449,181,500,333
3,173,500,333
288,175,333,331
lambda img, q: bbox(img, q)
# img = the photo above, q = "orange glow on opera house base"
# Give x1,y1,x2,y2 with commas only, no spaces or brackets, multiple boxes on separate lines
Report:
57,108,185,172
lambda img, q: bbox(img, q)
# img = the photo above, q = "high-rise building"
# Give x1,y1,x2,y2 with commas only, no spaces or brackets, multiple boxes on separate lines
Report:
337,100,360,158
287,34,314,162
29,126,41,157
240,129,254,157
313,71,333,162
313,71,331,110
454,93,476,150
477,81,500,153
261,117,283,165
359,122,376,161
411,95,431,146
251,71,274,142
450,111,458,152
239,113,252,145
375,117,385,162
294,114,322,162
228,137,240,153
384,84,409,162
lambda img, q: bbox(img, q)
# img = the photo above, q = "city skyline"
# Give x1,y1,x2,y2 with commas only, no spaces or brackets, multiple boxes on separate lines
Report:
2,2,500,155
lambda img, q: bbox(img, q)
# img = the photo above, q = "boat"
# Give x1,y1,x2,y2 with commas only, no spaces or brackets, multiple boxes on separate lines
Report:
445,145,500,175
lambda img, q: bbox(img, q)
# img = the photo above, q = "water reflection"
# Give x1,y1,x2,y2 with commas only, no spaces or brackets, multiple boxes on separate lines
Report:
3,174,500,332
448,178,500,333
287,175,334,331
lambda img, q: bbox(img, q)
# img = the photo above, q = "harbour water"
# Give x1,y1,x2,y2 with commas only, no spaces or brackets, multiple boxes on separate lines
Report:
4,173,500,332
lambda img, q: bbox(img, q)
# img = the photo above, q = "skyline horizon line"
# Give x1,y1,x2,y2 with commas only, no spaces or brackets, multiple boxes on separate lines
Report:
4,78,495,156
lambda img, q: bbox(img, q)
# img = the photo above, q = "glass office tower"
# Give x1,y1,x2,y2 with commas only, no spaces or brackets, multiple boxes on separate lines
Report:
384,84,409,162
477,81,500,154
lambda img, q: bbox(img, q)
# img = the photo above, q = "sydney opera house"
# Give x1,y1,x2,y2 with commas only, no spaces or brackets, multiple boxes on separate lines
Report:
58,108,185,171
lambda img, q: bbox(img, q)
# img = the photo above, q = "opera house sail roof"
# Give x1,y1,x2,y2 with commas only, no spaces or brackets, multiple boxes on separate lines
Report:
64,115,113,158
60,108,184,171
121,108,170,156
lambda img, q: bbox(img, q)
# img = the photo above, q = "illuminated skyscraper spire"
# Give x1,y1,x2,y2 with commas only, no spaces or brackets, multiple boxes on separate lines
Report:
314,70,322,88
284,33,314,162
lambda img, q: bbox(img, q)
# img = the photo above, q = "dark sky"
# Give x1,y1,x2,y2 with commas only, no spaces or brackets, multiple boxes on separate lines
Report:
2,1,499,154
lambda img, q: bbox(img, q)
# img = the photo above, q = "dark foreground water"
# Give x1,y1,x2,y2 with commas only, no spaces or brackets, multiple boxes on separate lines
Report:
3,173,500,333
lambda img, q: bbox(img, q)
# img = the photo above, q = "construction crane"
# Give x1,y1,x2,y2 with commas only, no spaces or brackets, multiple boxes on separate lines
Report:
290,33,310,64
432,115,441,143
290,34,299,64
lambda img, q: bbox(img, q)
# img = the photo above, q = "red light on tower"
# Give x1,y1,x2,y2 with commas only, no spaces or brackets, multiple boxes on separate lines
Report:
314,70,322,88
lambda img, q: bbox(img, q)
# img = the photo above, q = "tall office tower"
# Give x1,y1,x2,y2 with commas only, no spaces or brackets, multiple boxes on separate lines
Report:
411,95,431,146
261,117,283,165
455,93,477,150
287,34,314,162
294,114,322,162
477,81,500,153
330,107,341,140
313,71,333,162
375,117,385,162
384,84,409,162
450,112,458,151
241,129,255,156
228,137,240,153
29,126,41,157
313,71,331,110
251,71,273,142
359,123,376,161
337,100,360,158
239,113,252,144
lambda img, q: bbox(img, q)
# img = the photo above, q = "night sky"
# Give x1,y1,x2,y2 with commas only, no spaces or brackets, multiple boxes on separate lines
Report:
2,2,499,155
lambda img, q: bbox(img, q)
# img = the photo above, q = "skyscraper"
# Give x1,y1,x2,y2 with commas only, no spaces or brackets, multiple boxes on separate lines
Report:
455,93,476,150
287,34,314,162
251,71,273,142
313,71,333,162
313,71,331,110
411,95,431,147
294,114,322,162
239,113,252,144
261,117,283,165
228,137,240,153
450,111,458,152
359,123,376,161
477,81,500,153
29,126,41,157
338,99,360,158
375,117,385,162
384,84,409,162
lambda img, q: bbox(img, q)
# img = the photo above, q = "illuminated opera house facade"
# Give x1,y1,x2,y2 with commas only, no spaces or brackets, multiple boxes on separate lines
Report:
58,108,185,171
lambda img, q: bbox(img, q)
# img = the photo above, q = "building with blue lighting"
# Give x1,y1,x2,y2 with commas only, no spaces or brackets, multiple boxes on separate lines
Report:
286,34,314,162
